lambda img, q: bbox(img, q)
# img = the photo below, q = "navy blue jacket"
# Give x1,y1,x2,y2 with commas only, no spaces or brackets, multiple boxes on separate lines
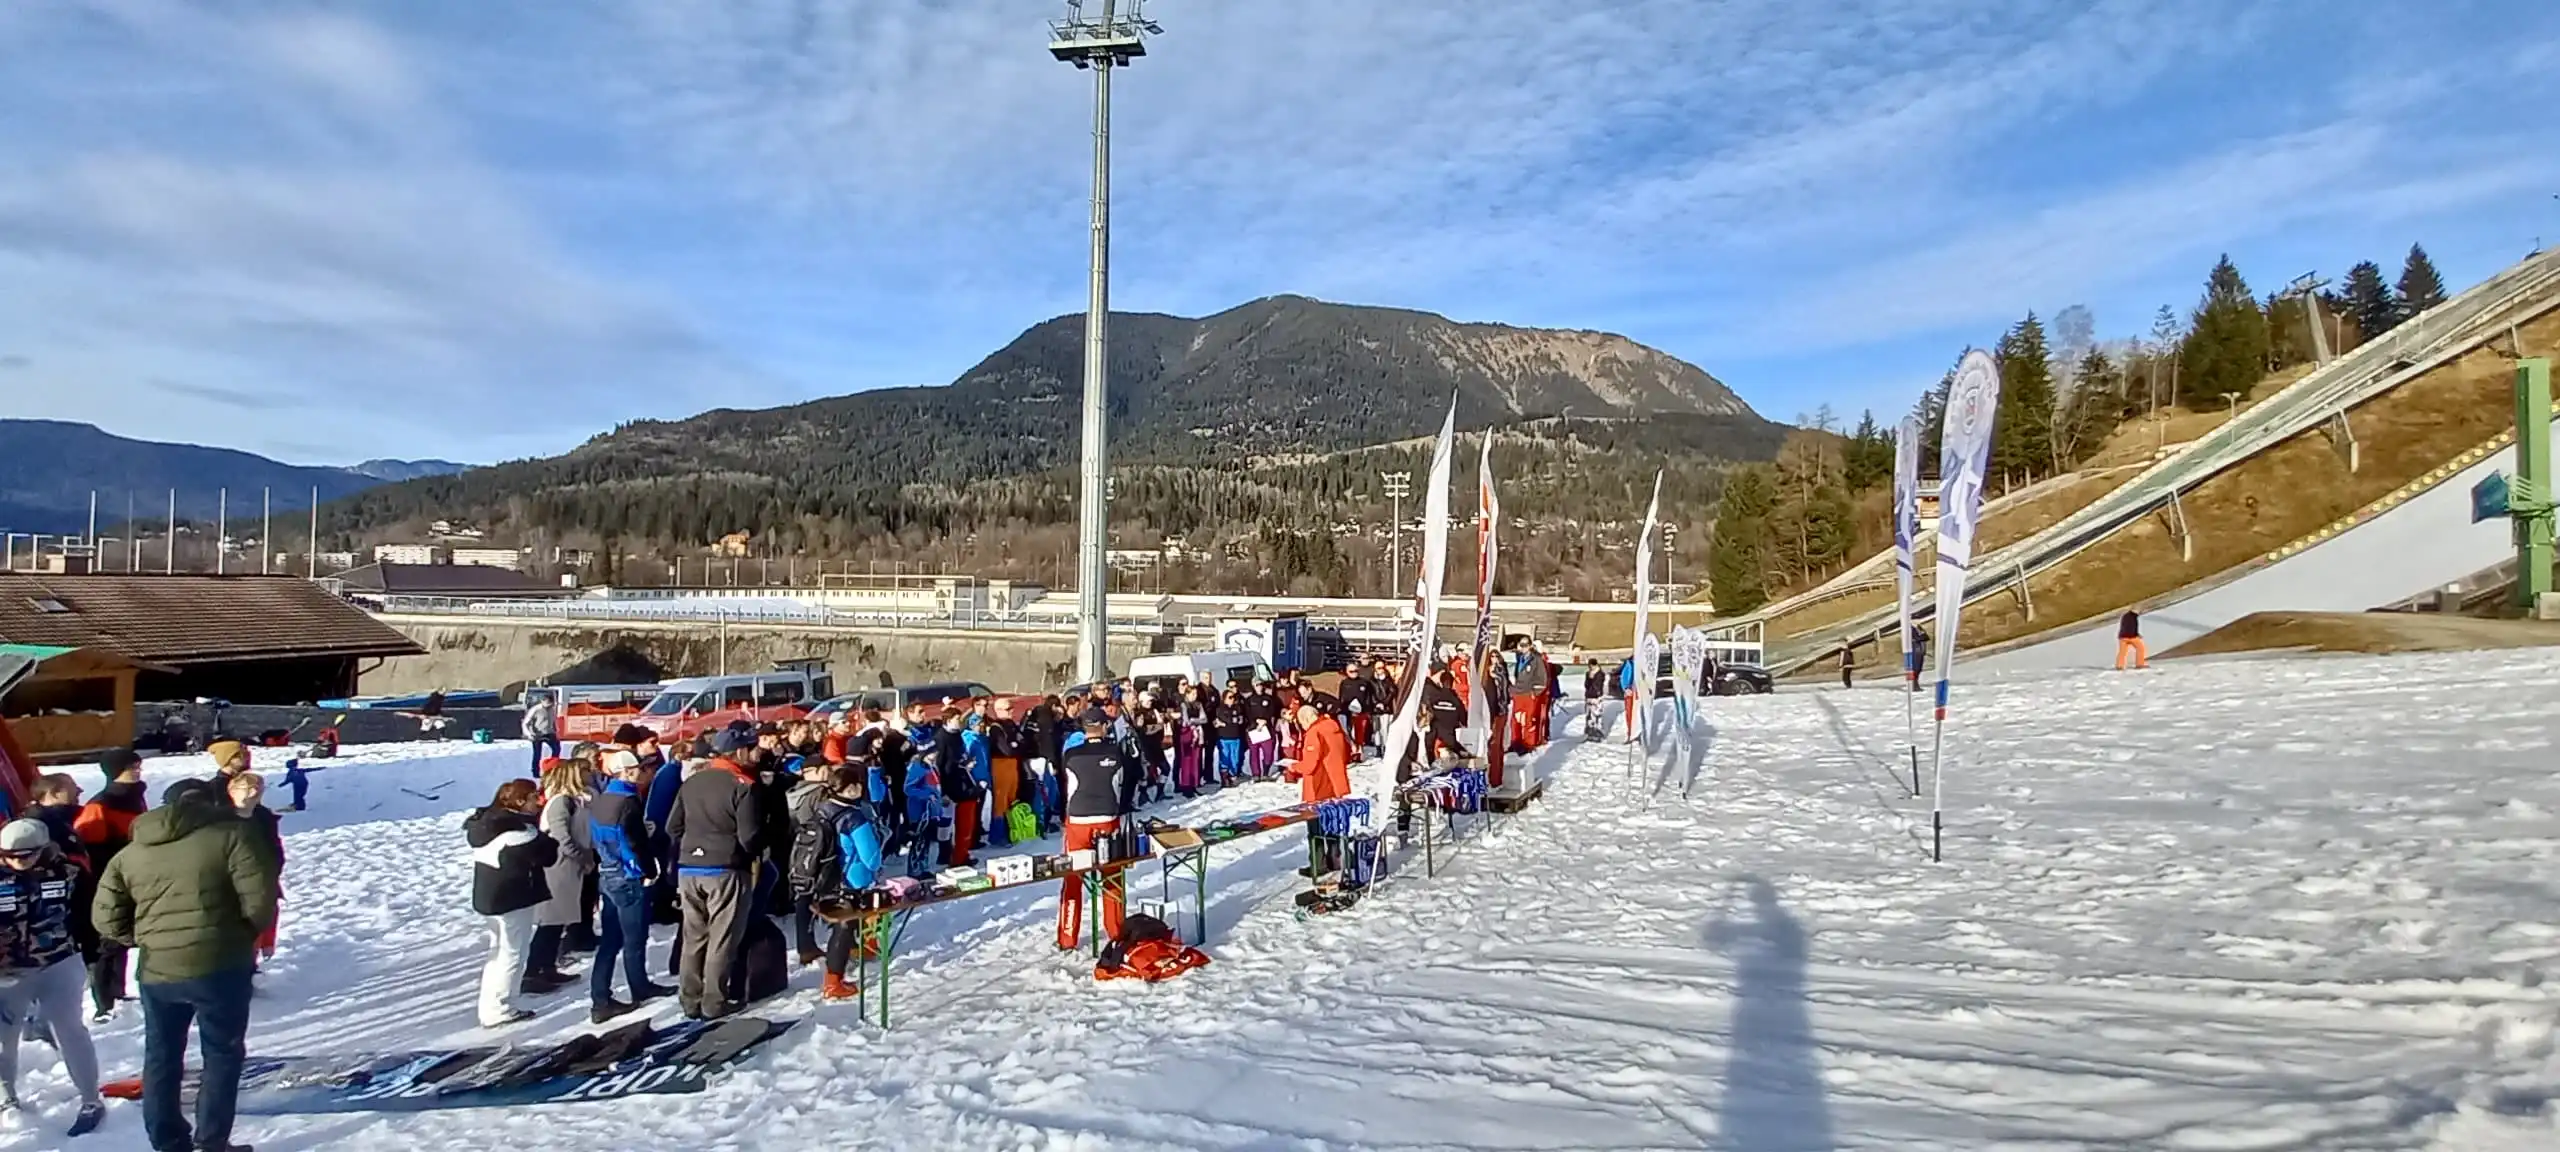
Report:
587,779,652,881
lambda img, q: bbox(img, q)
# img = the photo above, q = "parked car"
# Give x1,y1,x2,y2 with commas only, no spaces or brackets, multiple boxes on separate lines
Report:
630,668,832,743
806,680,1036,726
1710,663,1775,695
1648,652,1774,697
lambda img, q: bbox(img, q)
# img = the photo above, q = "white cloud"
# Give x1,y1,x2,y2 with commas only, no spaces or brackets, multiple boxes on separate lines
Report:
3,0,2553,459
0,1,769,461
586,0,2227,311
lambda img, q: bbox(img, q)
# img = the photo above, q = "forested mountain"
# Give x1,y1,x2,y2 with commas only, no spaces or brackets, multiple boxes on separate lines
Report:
329,296,1784,596
0,419,391,535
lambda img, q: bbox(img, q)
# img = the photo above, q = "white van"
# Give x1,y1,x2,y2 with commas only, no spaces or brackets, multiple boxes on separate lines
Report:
631,667,834,742
1127,651,1273,697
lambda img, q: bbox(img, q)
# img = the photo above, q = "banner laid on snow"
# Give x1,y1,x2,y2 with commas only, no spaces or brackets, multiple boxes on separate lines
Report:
102,1017,798,1115
1378,398,1459,799
1465,433,1501,756
1931,350,2000,685
1630,471,1664,747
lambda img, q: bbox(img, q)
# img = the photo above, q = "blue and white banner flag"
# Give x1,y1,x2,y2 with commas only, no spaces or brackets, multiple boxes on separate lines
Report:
1379,398,1459,803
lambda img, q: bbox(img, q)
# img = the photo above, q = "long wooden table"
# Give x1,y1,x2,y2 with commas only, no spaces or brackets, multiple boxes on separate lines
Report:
822,804,1323,1029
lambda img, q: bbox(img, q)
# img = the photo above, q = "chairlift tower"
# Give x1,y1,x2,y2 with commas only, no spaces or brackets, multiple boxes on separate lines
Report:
1050,0,1160,684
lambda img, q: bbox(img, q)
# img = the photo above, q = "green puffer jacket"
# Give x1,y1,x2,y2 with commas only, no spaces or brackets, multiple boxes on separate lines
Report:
93,791,280,985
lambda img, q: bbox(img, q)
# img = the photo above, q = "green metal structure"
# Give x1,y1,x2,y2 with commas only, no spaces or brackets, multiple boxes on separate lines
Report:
2513,358,2554,610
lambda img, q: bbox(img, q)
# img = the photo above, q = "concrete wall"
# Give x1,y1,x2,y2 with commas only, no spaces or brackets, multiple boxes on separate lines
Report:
360,615,1160,698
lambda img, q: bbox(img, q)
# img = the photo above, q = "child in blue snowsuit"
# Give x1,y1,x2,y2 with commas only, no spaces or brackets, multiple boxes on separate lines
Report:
959,720,994,844
901,748,947,878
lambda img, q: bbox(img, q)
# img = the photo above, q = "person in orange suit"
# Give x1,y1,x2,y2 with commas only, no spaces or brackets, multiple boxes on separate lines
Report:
1284,703,1352,877
2115,610,2149,670
1284,705,1351,804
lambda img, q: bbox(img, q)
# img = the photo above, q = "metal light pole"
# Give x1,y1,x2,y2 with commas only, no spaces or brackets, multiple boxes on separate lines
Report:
1661,522,1680,599
2289,272,2333,366
1050,0,1159,685
1382,470,1412,597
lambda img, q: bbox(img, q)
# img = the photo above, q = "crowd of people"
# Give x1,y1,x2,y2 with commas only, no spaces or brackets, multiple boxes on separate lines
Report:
462,656,1435,1027
0,645,1560,1145
0,740,285,1147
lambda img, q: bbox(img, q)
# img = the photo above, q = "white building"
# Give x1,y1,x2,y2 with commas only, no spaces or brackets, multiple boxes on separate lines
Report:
450,547,524,570
373,543,442,566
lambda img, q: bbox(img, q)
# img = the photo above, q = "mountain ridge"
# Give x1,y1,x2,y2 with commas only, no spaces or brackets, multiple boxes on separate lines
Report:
0,419,401,534
322,295,1782,595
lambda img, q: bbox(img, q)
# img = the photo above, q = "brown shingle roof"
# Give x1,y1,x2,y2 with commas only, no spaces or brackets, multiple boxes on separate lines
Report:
0,574,424,665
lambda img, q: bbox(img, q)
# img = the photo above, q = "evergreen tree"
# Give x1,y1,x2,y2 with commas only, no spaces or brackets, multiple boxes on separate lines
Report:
2178,254,2270,410
1842,410,1891,492
1914,363,1955,477
1707,466,1776,614
1992,314,2056,481
2342,260,2396,340
2396,243,2448,321
1801,480,1854,574
2058,348,2125,465
2264,290,2318,370
2145,305,2183,415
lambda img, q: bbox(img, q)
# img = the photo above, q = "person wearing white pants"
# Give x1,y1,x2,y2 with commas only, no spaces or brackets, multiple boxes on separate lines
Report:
474,908,539,1028
464,780,559,1029
0,818,106,1137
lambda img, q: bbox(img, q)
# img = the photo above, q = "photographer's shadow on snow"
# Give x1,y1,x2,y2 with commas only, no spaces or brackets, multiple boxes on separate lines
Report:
1651,721,1716,797
1701,876,1834,1152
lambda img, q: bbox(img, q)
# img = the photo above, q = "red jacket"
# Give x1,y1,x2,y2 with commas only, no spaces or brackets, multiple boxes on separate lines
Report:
1288,716,1352,804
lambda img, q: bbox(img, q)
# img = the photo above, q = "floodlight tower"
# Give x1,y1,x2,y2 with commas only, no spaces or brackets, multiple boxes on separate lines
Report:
2287,271,2334,366
1051,0,1160,685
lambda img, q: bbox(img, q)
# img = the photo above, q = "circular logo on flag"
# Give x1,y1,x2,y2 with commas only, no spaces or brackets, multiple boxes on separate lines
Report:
1952,350,1998,440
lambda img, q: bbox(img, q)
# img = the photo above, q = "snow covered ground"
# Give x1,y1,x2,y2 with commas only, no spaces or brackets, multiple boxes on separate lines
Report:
9,650,2560,1150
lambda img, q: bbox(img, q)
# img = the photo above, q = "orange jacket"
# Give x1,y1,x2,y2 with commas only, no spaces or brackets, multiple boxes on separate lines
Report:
821,731,849,765
1289,716,1352,804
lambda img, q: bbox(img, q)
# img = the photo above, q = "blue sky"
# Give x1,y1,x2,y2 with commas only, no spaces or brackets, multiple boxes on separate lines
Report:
2,0,2555,465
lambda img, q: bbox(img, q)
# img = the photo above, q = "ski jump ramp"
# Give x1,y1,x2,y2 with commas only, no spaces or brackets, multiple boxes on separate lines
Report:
1972,415,2556,672
1760,246,2560,675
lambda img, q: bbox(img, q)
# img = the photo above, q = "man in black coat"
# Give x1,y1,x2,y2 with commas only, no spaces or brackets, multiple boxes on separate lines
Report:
1422,668,1466,763
1055,713,1130,951
666,731,763,1020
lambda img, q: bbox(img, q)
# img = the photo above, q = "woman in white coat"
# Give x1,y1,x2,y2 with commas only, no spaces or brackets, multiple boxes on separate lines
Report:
525,757,596,990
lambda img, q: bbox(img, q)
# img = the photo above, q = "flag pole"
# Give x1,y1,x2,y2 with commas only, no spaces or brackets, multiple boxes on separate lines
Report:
1925,348,2003,864
1893,417,1924,797
1929,679,1947,862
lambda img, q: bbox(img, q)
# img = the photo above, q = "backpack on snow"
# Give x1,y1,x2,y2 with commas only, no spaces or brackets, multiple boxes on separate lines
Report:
727,914,790,1006
1006,803,1038,844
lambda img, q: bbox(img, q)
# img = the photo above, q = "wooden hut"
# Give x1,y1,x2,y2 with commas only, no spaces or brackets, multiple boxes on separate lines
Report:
0,643,169,764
